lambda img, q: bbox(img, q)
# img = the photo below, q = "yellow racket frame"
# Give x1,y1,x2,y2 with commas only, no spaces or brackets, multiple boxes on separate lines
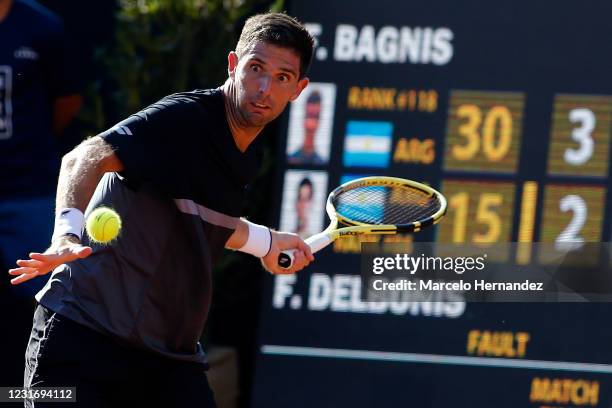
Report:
278,176,447,269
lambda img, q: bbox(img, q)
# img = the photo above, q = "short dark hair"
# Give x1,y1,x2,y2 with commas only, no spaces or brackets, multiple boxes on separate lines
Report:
236,12,315,79
307,90,322,105
298,177,314,199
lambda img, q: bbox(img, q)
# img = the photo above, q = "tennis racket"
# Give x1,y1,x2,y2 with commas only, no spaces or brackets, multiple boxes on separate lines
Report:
278,176,447,269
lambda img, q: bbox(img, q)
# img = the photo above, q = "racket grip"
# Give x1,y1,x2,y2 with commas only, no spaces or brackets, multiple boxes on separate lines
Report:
277,250,296,269
277,232,332,269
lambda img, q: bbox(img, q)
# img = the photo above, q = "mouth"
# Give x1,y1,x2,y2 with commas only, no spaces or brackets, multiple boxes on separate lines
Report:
251,102,270,111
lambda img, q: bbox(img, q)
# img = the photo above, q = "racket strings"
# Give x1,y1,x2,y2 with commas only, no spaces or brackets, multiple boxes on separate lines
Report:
333,185,441,225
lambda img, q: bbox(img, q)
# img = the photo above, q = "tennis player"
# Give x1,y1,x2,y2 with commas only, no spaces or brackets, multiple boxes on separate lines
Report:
9,12,315,407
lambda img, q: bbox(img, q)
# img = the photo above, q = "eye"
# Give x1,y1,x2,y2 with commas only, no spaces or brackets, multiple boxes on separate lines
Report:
278,74,290,83
250,64,262,73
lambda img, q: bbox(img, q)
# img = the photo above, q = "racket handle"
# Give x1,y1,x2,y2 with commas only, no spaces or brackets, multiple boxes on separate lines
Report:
277,232,332,269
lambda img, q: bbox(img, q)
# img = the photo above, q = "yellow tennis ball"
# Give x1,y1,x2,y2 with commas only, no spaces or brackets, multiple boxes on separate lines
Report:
86,207,122,244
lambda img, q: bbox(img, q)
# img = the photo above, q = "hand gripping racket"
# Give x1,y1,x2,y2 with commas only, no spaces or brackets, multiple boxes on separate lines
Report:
278,176,447,269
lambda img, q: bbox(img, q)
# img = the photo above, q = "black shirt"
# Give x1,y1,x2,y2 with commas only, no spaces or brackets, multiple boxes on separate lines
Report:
37,89,262,363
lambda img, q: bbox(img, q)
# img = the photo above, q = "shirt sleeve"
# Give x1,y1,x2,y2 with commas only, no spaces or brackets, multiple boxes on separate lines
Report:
99,97,193,186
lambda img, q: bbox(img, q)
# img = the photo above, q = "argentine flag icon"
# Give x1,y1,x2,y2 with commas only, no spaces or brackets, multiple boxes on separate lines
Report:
342,121,393,168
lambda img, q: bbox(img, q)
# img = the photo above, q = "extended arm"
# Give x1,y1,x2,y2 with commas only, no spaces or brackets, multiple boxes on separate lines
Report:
9,136,123,285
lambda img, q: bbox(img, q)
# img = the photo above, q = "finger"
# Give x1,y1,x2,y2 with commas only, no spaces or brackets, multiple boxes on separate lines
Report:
11,271,40,285
296,238,314,261
31,251,64,266
8,267,38,276
16,259,44,268
72,246,92,258
297,241,314,261
30,253,52,261
296,246,314,267
290,251,307,273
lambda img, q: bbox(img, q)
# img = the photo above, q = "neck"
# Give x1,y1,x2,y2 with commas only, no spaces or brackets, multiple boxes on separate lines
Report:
221,79,264,153
0,0,13,22
303,134,315,153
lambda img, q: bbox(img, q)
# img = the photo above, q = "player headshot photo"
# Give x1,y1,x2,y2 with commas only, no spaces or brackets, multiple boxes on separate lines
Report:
295,176,314,237
279,170,328,239
286,82,336,165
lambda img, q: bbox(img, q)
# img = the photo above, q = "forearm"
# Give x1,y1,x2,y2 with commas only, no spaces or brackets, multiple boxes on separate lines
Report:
55,136,122,214
225,219,249,250
225,219,272,258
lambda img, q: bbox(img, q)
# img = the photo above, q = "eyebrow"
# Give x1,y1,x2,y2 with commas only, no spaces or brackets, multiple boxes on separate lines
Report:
251,56,298,78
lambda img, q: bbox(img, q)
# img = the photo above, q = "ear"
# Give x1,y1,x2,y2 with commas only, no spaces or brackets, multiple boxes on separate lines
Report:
227,51,239,79
290,77,310,102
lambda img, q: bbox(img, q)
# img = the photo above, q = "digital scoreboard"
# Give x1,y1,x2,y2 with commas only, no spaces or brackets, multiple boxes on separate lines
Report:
252,1,612,407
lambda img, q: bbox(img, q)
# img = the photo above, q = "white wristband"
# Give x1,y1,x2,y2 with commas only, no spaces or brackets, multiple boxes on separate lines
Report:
51,208,85,242
238,220,272,258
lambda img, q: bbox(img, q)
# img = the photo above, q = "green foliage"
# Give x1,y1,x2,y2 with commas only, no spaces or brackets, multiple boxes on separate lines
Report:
86,0,282,126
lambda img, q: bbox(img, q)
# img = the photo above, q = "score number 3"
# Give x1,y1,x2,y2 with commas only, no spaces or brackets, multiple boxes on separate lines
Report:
547,94,611,177
564,108,595,166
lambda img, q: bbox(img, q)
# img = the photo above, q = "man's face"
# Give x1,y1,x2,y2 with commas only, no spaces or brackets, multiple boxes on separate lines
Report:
229,42,309,127
296,184,313,220
304,101,321,137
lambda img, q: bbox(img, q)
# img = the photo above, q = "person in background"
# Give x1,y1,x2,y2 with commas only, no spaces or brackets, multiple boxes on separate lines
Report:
37,0,117,155
0,0,81,389
0,0,82,293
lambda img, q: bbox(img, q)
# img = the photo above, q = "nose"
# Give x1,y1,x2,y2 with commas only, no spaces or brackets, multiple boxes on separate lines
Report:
258,75,272,96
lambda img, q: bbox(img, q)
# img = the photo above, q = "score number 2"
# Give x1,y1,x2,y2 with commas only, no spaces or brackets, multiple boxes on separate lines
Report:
539,185,604,254
555,195,587,251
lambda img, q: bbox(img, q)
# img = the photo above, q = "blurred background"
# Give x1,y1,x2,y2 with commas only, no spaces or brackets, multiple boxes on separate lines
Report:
3,0,612,407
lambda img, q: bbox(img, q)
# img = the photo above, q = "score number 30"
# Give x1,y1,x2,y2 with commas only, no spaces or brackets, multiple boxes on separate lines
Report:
445,90,524,173
453,105,513,162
